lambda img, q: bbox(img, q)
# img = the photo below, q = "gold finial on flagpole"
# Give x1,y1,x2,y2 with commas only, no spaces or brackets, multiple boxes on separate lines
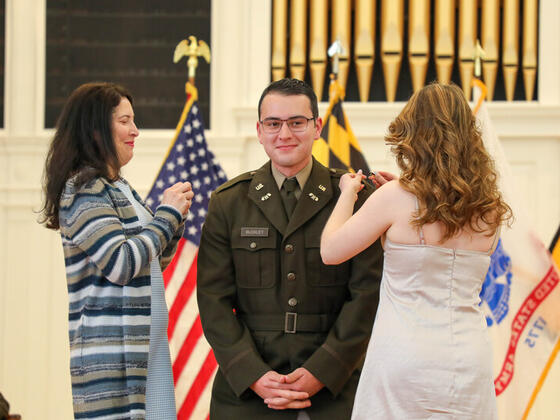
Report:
173,36,211,85
474,39,486,79
327,39,344,80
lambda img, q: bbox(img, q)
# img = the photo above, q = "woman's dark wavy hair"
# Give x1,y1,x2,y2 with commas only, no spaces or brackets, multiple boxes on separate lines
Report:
40,82,133,230
385,82,512,240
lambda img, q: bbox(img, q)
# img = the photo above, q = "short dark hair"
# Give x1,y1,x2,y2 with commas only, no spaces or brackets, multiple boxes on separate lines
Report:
258,78,318,120
40,82,133,230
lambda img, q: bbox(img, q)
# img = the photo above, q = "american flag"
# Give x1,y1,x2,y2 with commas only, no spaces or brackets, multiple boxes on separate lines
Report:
145,82,227,419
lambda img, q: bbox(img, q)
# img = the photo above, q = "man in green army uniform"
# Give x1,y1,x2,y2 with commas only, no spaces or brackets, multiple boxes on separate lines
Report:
197,78,384,419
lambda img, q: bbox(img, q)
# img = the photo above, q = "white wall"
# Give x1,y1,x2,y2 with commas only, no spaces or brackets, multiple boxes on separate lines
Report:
0,0,558,419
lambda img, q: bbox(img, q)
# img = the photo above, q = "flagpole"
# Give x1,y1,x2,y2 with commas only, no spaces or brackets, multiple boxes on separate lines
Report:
327,39,345,101
147,36,224,419
327,38,343,99
474,39,485,80
313,40,370,175
472,40,487,115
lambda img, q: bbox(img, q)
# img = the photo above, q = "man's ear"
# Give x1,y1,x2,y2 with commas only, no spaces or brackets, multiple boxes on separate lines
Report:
256,121,264,145
314,117,323,139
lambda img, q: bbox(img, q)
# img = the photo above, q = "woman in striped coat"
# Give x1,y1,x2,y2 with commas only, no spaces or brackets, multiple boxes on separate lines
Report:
41,82,193,419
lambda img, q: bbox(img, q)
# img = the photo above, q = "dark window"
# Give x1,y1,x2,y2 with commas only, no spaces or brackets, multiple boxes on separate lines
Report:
46,0,211,129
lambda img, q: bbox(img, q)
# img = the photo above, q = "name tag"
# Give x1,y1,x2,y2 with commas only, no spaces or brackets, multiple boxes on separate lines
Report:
241,227,269,237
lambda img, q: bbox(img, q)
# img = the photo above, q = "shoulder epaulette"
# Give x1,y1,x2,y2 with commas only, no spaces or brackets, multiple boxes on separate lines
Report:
214,171,254,194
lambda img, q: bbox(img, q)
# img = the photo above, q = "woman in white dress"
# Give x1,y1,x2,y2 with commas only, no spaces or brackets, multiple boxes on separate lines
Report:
321,82,513,419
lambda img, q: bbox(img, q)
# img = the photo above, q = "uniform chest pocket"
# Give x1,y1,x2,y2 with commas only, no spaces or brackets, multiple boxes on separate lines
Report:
305,233,350,286
231,232,277,288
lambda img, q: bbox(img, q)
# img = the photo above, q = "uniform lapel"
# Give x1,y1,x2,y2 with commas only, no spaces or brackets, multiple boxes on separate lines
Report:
247,161,288,234
284,159,334,239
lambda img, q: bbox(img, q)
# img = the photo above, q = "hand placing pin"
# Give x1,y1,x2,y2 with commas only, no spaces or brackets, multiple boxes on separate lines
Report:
161,181,194,216
368,170,397,188
339,169,367,198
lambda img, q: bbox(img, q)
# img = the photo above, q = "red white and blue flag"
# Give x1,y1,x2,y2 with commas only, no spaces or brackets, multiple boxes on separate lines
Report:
145,82,227,419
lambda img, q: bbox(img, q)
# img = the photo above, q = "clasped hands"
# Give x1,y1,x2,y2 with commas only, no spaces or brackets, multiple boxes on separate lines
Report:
250,368,324,410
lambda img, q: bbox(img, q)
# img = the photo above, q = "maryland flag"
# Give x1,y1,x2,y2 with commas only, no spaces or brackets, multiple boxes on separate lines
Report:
312,79,370,173
473,79,560,419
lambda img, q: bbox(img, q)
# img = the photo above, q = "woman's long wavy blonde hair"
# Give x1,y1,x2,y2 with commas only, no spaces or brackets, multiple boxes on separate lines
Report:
385,82,512,241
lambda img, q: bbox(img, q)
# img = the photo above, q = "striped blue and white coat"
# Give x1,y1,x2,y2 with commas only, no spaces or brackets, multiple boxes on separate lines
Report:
59,174,184,420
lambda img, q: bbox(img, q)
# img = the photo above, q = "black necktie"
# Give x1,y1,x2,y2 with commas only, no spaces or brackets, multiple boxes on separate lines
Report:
281,177,299,218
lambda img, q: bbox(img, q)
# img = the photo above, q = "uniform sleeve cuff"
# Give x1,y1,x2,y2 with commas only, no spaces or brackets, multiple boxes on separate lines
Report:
303,345,353,397
222,349,271,397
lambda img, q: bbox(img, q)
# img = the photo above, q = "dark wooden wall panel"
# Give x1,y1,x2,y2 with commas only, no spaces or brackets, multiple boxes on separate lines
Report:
46,0,211,129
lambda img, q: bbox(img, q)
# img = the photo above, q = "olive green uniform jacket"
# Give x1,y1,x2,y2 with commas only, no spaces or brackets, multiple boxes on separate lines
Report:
197,159,384,419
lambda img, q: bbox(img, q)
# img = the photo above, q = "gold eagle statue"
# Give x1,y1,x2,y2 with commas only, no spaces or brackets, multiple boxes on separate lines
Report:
173,36,211,80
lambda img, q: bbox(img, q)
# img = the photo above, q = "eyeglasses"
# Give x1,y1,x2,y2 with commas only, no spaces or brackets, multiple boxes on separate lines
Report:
259,117,315,134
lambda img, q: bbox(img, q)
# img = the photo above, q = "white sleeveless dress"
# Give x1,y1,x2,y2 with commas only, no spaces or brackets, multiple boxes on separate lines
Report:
351,223,498,419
